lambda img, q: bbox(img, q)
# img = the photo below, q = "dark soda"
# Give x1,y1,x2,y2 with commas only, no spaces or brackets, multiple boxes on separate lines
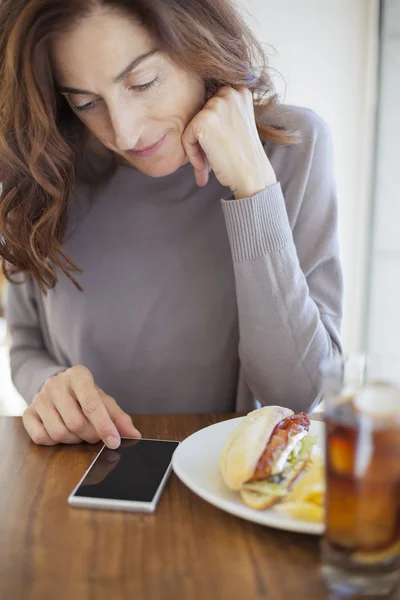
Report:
325,400,400,565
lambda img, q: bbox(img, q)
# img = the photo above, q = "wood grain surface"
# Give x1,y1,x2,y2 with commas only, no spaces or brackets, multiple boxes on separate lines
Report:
0,414,366,600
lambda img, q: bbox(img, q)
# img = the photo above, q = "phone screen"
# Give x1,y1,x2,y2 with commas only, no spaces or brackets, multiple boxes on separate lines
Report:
72,438,179,503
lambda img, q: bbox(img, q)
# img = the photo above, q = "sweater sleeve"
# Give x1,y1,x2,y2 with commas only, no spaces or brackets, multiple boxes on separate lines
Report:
5,276,67,404
221,109,343,413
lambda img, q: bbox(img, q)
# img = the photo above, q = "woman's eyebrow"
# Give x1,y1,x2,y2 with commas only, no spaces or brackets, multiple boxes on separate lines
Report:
58,49,159,96
114,49,159,83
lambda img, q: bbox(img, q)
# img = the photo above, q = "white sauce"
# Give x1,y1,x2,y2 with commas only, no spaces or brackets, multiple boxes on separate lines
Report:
271,430,308,475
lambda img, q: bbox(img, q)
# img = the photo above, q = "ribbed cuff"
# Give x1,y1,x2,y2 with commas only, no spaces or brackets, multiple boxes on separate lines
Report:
221,183,292,262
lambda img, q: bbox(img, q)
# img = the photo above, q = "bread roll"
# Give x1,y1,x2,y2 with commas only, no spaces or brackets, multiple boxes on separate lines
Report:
220,406,293,491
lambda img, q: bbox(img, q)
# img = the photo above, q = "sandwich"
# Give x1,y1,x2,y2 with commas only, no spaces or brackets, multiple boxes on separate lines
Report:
220,406,317,510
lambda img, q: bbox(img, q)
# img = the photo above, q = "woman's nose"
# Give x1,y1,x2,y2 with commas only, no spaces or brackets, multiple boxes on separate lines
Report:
110,107,143,152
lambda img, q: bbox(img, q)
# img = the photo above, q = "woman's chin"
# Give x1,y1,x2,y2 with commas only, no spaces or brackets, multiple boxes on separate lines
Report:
124,149,189,178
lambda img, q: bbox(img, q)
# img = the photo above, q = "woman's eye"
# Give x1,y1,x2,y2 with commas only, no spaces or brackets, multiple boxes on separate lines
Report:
130,77,159,92
71,77,159,113
74,101,97,113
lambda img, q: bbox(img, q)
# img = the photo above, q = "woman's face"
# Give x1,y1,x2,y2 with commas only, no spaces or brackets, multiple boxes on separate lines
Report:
51,9,206,177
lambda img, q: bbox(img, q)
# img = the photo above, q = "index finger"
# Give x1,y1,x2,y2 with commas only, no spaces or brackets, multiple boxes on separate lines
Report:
181,118,210,187
68,368,120,449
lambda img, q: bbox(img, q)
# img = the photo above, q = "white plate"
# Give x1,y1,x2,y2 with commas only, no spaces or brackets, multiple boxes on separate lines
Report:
172,417,325,535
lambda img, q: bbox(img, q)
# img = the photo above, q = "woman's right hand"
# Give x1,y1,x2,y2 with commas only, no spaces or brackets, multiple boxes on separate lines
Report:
22,365,141,448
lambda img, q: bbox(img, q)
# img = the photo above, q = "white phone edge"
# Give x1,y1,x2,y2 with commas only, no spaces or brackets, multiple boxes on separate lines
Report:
68,437,179,513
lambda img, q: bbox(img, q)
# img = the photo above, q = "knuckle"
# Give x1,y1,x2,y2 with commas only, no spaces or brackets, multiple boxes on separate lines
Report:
32,392,45,410
208,95,224,108
81,395,102,416
22,405,34,425
205,109,219,123
64,414,86,434
41,379,51,393
43,374,61,393
217,85,231,95
43,380,54,393
50,427,71,444
224,87,237,99
31,431,50,445
85,432,101,444
205,104,223,118
23,405,33,417
68,365,90,379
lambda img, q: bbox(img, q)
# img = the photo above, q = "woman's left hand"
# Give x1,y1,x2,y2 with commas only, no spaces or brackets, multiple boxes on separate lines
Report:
182,86,277,199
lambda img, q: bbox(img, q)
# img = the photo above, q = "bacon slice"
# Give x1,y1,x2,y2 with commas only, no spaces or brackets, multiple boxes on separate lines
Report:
249,412,310,482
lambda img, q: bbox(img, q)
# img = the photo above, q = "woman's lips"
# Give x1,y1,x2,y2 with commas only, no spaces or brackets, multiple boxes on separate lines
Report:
127,134,167,158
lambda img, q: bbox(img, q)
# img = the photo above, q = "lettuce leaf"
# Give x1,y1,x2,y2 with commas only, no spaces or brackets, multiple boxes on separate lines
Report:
298,435,317,458
241,481,287,496
289,435,317,465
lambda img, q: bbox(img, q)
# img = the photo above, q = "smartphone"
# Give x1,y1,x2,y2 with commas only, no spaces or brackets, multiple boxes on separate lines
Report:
68,438,180,513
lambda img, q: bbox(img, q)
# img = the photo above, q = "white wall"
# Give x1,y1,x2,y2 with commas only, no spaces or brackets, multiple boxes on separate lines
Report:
238,0,380,352
0,319,26,415
367,0,400,357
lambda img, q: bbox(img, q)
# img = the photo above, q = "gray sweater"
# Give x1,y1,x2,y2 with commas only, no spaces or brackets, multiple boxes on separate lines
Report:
5,106,343,415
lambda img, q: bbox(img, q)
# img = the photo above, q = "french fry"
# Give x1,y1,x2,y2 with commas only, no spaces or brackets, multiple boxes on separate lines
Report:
290,482,324,505
274,501,324,523
272,455,326,522
285,457,325,504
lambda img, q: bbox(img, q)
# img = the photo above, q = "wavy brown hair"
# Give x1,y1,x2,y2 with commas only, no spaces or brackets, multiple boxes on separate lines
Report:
0,0,295,293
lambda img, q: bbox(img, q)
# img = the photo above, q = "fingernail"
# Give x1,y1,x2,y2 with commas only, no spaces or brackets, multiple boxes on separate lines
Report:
106,435,120,449
134,429,142,438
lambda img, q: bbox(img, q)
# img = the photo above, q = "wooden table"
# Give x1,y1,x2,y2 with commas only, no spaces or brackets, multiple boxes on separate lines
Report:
0,414,368,600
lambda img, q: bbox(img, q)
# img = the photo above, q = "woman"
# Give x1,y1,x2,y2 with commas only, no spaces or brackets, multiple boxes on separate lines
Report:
0,0,343,449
